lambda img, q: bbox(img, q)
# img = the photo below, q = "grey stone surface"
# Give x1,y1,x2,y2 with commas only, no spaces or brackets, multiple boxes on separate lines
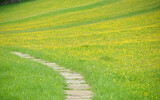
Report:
65,76,83,80
66,99,91,100
23,56,34,59
66,80,86,84
67,84,90,90
57,69,72,72
65,90,93,96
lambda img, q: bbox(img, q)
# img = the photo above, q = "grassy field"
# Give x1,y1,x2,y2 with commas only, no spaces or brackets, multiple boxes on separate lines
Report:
0,48,66,100
0,0,160,99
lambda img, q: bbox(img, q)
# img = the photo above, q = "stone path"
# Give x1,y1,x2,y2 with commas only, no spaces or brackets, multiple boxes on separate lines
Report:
12,52,93,100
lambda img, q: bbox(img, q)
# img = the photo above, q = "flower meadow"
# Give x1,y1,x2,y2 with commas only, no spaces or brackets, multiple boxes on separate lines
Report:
0,0,160,99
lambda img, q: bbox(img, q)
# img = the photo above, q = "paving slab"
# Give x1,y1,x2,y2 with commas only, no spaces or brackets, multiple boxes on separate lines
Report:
66,95,92,99
57,69,72,72
32,59,43,62
66,80,86,84
65,76,83,80
65,90,93,96
24,56,35,59
67,84,90,90
43,62,58,66
66,99,91,100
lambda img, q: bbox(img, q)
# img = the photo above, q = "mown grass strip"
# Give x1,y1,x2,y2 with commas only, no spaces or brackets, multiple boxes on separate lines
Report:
0,1,159,34
0,0,119,25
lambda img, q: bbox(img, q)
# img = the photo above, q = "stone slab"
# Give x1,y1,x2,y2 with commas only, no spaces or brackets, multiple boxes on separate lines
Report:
65,76,83,80
67,84,90,90
66,99,91,100
66,95,92,99
66,80,86,84
65,90,93,96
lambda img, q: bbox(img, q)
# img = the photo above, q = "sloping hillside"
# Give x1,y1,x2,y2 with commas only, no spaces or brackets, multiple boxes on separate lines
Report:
0,0,160,99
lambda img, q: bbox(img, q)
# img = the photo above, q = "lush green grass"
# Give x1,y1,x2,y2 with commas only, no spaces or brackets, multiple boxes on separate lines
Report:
0,47,66,100
0,0,160,99
0,0,100,23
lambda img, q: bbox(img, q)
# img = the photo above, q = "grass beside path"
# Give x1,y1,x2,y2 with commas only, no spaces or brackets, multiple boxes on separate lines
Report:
0,47,66,100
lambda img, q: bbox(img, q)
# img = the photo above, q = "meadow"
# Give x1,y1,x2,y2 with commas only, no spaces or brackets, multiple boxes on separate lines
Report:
0,0,160,99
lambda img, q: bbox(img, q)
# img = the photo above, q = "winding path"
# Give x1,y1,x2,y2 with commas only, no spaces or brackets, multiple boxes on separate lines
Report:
12,52,93,100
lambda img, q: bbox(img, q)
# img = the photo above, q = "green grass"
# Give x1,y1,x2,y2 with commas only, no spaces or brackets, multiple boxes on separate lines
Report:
0,0,160,99
0,47,66,100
